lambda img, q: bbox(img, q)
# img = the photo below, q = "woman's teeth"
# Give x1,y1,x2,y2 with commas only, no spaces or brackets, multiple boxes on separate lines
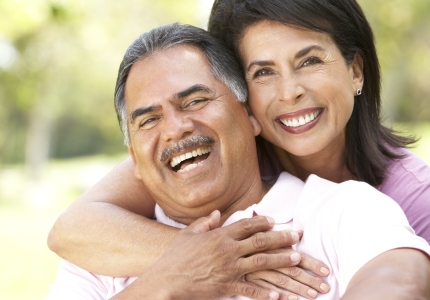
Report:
279,109,322,127
169,147,211,168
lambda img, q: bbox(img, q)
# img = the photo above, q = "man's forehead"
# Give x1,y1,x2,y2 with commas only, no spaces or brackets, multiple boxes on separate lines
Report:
126,45,229,105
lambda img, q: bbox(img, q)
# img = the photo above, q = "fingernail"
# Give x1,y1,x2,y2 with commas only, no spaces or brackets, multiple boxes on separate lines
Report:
291,231,299,241
288,295,298,300
320,283,330,293
266,216,275,226
320,266,330,276
269,291,279,300
290,252,301,264
307,289,317,298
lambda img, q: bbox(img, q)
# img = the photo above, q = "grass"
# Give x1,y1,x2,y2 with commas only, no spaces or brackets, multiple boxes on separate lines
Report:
0,153,129,300
0,122,429,299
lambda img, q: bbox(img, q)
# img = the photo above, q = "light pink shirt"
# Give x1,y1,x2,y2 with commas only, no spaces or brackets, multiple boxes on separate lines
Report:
259,142,430,243
46,173,430,299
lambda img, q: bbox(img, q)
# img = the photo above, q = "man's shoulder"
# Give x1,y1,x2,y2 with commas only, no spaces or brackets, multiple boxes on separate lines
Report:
296,174,396,223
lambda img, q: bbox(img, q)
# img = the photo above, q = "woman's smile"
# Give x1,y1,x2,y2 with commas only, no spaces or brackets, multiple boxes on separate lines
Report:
276,107,323,134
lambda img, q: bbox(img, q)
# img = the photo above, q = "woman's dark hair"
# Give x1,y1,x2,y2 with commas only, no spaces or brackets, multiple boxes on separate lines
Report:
208,0,416,186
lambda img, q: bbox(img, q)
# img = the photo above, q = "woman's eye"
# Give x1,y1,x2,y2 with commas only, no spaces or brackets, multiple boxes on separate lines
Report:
302,57,322,67
253,68,272,78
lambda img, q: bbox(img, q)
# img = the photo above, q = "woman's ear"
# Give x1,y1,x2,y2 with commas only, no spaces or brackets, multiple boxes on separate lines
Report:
351,53,364,90
249,115,262,136
128,146,142,180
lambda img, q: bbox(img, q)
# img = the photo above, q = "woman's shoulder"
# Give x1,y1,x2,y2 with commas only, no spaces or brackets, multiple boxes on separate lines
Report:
383,148,430,186
378,147,430,243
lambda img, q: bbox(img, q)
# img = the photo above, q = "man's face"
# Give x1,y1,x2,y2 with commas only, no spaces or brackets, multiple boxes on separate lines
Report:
125,44,261,224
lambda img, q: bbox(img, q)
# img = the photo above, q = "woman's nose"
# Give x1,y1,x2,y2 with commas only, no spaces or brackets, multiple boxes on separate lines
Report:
277,74,304,104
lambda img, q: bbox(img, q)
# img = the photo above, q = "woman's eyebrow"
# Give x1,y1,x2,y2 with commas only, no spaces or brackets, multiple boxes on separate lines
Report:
295,45,325,59
246,60,275,72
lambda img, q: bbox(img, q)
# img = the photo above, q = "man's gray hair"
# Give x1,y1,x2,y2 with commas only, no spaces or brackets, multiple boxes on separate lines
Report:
114,23,248,146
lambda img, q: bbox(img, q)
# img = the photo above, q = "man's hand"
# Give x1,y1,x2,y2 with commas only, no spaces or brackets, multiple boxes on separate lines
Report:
111,210,302,300
246,249,330,300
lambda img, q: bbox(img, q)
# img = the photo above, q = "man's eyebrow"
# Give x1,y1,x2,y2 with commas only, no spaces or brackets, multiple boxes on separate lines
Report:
130,106,157,124
295,45,325,59
246,60,275,73
129,85,212,124
175,84,213,99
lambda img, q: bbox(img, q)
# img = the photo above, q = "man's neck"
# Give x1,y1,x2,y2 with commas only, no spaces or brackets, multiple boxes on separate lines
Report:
160,175,271,227
218,178,271,225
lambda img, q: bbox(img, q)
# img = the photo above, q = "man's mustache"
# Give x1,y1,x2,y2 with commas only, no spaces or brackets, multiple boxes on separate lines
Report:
160,135,215,162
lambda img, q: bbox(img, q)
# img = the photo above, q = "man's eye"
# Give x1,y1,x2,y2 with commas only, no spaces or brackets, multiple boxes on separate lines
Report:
302,57,322,67
139,117,158,129
189,99,206,106
185,99,209,109
253,68,272,78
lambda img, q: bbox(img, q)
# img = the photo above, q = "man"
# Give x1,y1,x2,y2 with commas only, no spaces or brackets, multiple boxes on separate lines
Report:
47,24,430,300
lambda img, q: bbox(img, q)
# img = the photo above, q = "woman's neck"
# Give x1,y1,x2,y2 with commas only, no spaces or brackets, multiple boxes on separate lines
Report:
273,138,355,183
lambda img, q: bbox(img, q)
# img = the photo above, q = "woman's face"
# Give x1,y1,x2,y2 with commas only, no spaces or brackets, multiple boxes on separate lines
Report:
239,21,363,158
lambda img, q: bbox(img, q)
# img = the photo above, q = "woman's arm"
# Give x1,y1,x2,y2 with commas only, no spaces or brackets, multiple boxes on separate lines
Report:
342,248,430,300
48,156,330,293
47,157,176,277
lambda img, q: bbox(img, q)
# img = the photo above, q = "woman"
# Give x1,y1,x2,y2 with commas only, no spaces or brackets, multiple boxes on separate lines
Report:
48,0,430,298
207,0,430,242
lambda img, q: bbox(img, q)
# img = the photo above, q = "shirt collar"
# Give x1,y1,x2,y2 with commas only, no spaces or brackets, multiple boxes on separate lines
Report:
155,172,305,228
223,172,304,226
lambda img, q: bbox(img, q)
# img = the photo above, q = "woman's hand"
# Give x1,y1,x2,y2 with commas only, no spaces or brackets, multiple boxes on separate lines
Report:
246,249,330,300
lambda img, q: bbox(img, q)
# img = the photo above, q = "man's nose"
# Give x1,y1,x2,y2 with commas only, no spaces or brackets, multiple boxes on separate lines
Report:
160,109,195,142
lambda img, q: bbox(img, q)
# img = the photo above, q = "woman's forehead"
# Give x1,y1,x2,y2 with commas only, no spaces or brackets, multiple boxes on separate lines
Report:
239,21,337,59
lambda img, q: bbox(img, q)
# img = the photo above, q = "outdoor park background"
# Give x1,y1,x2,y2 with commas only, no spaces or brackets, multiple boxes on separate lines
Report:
0,0,429,299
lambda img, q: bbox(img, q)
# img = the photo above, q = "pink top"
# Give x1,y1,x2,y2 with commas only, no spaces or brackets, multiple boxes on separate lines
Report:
377,148,430,243
258,143,430,243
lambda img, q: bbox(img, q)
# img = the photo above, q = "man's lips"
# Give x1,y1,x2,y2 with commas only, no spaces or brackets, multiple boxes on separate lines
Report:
276,108,323,128
169,146,212,173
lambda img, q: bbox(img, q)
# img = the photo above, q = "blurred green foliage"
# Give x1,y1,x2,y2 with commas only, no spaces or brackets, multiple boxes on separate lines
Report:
0,0,429,171
0,0,210,172
360,0,430,123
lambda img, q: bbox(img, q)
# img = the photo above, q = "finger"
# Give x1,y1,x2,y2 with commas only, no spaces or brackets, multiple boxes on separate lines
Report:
275,266,330,293
223,216,276,239
186,210,221,234
238,230,300,257
298,253,330,277
245,270,318,299
238,251,302,274
246,278,301,300
232,280,280,300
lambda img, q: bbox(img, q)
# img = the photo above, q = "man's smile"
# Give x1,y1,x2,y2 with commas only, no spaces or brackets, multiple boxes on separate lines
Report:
169,146,212,172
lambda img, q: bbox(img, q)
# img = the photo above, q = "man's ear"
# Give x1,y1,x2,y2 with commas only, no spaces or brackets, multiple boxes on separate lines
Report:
249,115,261,136
350,53,364,91
128,146,142,180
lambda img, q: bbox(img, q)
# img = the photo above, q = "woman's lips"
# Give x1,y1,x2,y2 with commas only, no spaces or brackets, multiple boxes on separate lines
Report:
276,108,323,134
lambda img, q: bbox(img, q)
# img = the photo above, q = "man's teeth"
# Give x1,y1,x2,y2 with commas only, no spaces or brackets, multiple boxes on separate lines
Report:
280,109,322,127
169,147,211,168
